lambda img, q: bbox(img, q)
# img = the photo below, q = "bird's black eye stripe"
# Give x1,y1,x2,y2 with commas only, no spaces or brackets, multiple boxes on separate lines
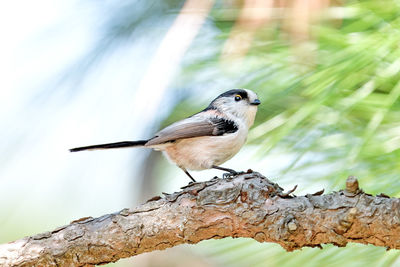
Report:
217,89,248,100
206,89,249,110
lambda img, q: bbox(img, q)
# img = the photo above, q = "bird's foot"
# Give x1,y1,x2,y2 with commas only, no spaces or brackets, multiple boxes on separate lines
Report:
222,172,236,178
212,165,247,179
222,171,247,178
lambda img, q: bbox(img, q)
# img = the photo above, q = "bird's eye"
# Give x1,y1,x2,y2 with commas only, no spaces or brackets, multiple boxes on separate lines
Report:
234,95,242,101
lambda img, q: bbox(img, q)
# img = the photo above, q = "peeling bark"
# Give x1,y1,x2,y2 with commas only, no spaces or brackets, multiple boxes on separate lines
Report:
1,172,399,266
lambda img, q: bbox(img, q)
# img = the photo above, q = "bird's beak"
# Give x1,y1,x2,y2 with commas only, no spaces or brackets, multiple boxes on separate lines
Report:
250,99,261,106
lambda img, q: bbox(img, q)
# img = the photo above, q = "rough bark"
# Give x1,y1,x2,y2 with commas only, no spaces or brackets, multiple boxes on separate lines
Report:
1,172,399,266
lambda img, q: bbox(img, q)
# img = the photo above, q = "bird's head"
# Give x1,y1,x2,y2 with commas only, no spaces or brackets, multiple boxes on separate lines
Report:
208,89,261,127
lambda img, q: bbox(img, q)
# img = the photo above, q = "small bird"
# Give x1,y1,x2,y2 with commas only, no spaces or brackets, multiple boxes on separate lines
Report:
70,89,261,182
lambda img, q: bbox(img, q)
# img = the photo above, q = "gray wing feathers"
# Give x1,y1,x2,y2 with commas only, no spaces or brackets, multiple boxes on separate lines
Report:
145,118,217,146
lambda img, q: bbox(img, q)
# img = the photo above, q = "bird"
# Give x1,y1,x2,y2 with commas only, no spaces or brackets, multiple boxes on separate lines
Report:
70,89,261,182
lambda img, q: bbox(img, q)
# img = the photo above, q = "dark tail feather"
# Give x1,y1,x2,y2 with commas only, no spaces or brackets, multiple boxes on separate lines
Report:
70,140,148,152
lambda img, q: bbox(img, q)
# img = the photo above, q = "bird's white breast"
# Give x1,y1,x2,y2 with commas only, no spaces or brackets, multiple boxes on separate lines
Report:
159,122,248,170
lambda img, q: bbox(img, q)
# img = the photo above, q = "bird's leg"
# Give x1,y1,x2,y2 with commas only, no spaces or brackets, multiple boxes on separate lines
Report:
181,168,197,183
212,165,240,178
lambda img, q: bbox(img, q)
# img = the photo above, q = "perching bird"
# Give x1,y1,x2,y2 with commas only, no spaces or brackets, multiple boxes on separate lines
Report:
70,89,260,182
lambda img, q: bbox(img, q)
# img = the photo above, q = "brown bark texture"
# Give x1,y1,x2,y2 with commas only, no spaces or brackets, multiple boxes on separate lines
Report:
1,172,399,266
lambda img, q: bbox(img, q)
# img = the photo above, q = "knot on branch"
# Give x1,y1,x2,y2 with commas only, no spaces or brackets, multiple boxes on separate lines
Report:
335,207,358,235
287,219,298,233
345,176,360,196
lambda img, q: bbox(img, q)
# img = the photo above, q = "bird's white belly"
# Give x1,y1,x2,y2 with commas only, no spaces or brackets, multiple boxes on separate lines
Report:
161,129,248,170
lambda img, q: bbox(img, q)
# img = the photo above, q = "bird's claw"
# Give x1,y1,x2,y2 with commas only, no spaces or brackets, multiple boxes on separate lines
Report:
222,173,233,178
222,171,246,178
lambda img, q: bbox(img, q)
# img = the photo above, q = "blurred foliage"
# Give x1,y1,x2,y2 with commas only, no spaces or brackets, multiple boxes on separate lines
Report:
196,238,400,267
164,0,400,266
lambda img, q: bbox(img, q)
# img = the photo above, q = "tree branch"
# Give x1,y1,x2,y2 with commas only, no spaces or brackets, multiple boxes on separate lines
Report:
1,172,399,266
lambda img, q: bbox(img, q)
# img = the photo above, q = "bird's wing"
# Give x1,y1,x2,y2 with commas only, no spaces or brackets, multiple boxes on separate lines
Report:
145,116,238,146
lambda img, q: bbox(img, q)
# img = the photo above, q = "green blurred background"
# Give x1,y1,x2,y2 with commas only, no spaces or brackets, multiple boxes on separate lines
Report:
2,0,400,266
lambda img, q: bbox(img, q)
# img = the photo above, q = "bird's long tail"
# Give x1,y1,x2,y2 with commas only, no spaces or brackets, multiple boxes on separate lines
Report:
70,140,148,152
